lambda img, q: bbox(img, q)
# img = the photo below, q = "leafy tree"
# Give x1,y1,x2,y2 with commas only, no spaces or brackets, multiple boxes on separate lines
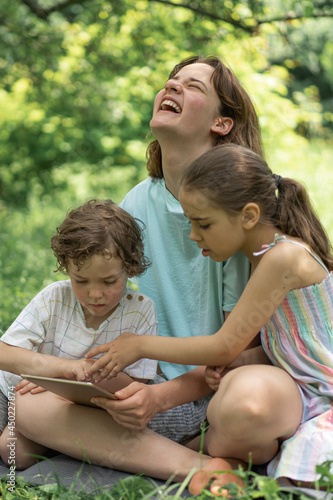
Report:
18,0,333,30
0,0,332,206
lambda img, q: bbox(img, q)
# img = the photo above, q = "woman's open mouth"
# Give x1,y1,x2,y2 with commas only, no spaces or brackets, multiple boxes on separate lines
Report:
160,99,181,113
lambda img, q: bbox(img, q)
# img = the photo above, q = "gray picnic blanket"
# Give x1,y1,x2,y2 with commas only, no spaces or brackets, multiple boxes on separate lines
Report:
0,453,193,497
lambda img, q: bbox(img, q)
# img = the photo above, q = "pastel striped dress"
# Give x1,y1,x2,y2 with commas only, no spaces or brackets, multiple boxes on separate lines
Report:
257,235,333,482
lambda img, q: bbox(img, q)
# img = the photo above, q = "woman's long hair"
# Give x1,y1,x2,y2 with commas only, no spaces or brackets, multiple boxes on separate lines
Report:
147,55,263,179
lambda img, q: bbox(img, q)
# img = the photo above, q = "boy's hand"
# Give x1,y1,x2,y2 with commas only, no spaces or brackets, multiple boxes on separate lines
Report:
15,379,46,395
85,332,140,382
61,358,96,381
205,365,224,391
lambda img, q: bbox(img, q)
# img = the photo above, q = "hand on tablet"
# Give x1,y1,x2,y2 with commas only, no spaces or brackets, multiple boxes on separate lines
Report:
15,379,46,395
91,381,160,430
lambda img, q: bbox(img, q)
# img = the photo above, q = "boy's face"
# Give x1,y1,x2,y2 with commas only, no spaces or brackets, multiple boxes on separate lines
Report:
68,254,128,330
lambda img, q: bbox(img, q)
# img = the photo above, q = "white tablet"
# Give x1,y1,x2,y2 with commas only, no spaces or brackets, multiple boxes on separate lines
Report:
20,374,118,407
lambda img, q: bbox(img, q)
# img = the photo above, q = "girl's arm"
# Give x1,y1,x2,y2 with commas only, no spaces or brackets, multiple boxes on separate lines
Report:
147,366,213,409
86,249,294,380
232,345,272,367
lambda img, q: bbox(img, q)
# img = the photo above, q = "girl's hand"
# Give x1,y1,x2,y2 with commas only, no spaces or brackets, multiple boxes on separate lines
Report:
205,366,224,392
85,332,140,382
15,379,46,395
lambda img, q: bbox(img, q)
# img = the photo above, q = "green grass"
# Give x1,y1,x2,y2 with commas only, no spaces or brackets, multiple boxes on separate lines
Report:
1,460,333,499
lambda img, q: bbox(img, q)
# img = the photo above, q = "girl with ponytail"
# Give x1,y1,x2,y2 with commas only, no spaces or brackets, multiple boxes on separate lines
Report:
88,144,333,494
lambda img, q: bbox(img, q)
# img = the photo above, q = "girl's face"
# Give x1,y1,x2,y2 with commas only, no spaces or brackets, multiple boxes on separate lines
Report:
150,63,222,144
68,254,128,329
179,188,246,262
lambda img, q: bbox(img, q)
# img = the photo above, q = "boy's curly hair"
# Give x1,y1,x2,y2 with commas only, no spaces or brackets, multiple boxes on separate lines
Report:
50,199,150,277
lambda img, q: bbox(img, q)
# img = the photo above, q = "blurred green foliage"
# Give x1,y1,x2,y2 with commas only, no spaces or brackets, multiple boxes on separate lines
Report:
1,0,333,333
1,0,333,205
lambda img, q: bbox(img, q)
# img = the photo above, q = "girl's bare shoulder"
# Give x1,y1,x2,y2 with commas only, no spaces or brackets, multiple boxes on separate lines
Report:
259,237,302,270
259,238,326,289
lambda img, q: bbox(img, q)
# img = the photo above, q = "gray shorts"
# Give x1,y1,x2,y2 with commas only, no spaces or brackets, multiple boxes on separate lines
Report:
0,390,8,433
148,374,211,443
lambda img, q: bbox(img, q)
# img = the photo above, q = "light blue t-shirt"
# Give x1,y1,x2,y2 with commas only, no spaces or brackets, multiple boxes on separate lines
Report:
121,178,250,380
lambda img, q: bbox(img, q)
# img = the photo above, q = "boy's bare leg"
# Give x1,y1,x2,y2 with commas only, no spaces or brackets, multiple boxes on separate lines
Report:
15,391,211,481
0,424,48,469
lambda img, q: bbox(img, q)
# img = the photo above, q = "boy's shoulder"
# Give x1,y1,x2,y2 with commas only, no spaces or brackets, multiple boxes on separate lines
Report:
122,288,154,305
5,280,76,330
36,279,74,302
121,288,157,314
119,289,158,329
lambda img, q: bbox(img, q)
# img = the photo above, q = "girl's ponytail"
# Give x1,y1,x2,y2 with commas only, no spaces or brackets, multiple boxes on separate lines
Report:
276,178,333,271
181,144,333,271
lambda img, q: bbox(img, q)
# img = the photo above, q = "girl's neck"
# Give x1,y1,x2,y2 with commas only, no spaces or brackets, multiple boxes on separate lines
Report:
243,225,284,271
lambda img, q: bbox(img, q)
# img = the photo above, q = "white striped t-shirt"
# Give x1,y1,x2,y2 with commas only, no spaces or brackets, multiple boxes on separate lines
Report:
0,281,158,395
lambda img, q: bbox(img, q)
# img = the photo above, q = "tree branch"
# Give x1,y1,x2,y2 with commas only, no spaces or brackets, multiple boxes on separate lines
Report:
19,0,333,29
44,0,91,15
150,0,333,32
149,0,255,32
20,0,49,20
257,10,333,25
20,0,92,21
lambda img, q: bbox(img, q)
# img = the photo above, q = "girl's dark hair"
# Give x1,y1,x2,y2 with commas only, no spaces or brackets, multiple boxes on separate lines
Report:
51,199,150,276
147,55,263,178
181,144,333,271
